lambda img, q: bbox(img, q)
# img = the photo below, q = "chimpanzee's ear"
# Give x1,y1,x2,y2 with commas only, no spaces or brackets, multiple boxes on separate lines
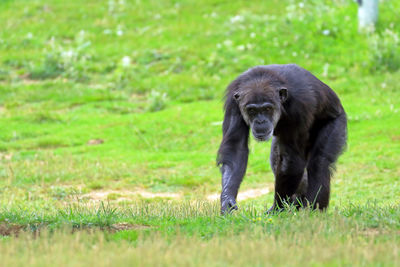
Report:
233,91,240,102
279,87,288,102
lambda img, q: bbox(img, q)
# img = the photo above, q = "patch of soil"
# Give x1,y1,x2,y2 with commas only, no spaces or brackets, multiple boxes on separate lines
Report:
391,135,400,142
81,189,182,202
136,190,180,199
87,139,104,145
111,223,152,231
0,223,24,236
81,186,272,202
0,222,152,237
359,228,400,237
0,152,13,160
206,186,271,201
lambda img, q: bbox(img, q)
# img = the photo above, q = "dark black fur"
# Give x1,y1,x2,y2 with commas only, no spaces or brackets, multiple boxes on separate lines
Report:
217,64,347,213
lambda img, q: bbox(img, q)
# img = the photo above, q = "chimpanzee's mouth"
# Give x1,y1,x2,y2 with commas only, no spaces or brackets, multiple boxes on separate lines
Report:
253,131,272,142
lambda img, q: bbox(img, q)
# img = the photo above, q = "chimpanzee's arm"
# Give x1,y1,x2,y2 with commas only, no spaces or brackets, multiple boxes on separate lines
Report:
219,147,248,213
217,96,249,214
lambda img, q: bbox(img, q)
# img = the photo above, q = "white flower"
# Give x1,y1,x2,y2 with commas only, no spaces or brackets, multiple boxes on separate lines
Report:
230,15,244,23
250,32,256,38
117,30,124,36
26,32,33,39
61,50,75,59
237,45,245,51
121,56,131,67
322,29,330,36
223,40,233,46
299,2,304,8
103,29,112,35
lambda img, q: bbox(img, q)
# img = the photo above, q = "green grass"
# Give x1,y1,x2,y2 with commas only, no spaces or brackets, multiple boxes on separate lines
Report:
1,202,400,266
1,0,400,266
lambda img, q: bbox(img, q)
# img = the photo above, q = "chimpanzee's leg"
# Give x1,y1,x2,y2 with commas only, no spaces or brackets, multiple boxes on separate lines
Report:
269,137,307,211
305,114,347,209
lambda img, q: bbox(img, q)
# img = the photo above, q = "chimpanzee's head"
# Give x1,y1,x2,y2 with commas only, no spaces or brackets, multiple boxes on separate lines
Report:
233,78,288,141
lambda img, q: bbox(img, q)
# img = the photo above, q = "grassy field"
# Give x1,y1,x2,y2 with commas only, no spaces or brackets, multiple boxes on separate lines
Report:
1,0,400,266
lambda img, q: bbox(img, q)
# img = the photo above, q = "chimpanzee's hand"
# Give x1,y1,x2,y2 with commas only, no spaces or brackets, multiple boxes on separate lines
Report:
266,204,284,214
266,205,275,214
221,196,238,214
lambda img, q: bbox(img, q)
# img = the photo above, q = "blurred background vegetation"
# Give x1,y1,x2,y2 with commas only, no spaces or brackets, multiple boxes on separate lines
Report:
0,0,399,221
0,1,400,265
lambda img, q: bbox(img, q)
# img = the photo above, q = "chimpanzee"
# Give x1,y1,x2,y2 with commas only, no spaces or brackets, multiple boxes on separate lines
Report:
217,64,347,214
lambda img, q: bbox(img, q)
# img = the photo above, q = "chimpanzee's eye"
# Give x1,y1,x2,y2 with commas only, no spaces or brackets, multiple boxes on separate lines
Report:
262,105,275,113
247,108,256,116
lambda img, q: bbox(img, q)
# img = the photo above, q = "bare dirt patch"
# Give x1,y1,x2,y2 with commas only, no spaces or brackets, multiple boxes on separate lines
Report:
111,223,152,231
81,189,182,202
0,222,151,236
81,185,272,203
207,186,272,201
87,139,104,145
359,228,400,237
0,223,24,236
391,135,400,142
0,152,13,161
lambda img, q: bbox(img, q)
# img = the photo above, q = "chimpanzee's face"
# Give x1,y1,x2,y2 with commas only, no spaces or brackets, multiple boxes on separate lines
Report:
234,83,287,141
